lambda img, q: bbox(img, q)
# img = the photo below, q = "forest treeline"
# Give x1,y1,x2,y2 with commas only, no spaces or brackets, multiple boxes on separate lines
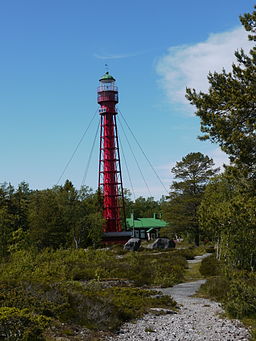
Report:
0,180,164,256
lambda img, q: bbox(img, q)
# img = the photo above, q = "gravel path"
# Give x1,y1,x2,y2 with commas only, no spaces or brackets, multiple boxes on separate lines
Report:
106,254,251,341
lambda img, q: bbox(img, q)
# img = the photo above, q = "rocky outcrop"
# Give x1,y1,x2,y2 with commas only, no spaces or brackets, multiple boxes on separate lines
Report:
148,238,175,249
123,238,141,251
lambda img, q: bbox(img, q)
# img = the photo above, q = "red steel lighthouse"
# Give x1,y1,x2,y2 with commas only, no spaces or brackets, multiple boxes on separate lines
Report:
97,72,126,234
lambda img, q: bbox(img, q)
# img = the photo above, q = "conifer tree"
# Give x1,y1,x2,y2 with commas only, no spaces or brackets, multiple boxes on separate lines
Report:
186,7,256,176
163,152,219,246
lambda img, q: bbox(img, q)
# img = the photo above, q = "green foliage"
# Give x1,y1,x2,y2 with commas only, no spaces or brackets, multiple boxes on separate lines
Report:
100,287,176,324
0,182,31,258
199,174,256,271
28,181,103,250
224,271,256,319
130,196,161,219
0,281,176,333
199,255,220,277
198,270,256,320
28,189,68,249
240,5,256,41
0,248,180,336
172,247,195,260
205,246,215,254
0,307,51,340
163,152,218,246
7,228,30,254
186,8,256,289
186,8,256,174
0,180,104,256
112,251,186,287
0,207,14,258
0,248,188,288
198,276,230,302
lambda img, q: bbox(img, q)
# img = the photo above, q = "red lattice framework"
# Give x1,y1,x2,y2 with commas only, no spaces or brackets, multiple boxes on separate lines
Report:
97,73,126,233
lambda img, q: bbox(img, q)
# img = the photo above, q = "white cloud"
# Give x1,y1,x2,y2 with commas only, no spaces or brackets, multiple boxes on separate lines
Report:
156,27,254,106
207,147,230,171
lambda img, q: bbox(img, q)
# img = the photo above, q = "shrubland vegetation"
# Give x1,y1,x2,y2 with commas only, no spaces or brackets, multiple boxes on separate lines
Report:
0,246,192,339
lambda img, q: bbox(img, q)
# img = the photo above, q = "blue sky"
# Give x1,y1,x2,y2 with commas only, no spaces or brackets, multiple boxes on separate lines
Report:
0,0,255,199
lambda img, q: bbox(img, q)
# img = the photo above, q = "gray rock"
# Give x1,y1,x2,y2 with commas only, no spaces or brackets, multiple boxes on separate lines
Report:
150,308,177,314
149,238,176,249
124,238,141,251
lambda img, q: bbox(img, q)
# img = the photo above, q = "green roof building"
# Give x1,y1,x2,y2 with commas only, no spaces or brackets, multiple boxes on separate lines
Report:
126,213,168,240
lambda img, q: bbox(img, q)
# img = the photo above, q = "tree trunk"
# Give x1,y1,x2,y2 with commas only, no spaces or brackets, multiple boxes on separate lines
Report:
194,227,200,246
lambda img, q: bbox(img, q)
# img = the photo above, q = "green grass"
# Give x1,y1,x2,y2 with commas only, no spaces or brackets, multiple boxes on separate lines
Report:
184,262,203,282
241,317,256,341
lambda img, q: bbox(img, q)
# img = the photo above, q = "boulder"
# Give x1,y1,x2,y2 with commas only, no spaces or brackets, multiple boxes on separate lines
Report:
148,238,175,249
124,238,141,251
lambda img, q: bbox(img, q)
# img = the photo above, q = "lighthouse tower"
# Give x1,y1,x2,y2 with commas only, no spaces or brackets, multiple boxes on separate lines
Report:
97,72,126,235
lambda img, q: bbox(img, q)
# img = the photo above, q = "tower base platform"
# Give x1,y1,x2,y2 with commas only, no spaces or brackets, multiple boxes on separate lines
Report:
102,231,132,245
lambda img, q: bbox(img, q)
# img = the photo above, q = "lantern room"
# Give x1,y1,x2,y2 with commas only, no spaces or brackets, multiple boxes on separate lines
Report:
97,72,118,114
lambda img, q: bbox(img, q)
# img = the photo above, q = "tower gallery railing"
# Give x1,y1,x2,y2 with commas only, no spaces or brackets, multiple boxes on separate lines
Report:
97,84,118,92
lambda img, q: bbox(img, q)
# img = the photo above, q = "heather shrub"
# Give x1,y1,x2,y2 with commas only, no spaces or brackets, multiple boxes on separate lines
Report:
0,280,176,332
198,276,229,301
0,307,50,340
224,271,256,318
198,270,256,320
0,247,182,335
172,248,195,260
199,255,220,277
0,248,188,287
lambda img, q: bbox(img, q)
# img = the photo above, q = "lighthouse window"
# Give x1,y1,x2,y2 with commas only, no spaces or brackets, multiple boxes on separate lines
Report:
99,108,107,113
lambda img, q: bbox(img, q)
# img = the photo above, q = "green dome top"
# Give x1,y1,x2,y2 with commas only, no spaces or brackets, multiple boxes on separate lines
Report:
99,72,116,83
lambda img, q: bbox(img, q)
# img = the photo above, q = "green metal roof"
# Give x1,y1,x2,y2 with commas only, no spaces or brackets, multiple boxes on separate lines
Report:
146,227,156,233
126,217,168,230
99,72,116,82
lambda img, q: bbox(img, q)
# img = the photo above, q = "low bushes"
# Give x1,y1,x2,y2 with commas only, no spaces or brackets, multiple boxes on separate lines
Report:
198,276,229,301
0,281,176,335
198,270,256,320
109,252,187,287
199,255,220,277
0,248,182,338
0,248,188,287
0,307,51,340
224,271,256,319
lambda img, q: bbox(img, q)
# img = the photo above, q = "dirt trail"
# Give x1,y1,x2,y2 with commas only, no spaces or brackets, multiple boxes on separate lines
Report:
107,253,250,341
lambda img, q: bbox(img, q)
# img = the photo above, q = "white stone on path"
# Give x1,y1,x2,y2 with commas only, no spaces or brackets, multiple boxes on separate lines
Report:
106,257,250,341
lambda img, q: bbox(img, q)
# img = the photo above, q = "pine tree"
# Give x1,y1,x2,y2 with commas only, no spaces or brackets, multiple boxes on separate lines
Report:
163,152,219,246
186,7,256,176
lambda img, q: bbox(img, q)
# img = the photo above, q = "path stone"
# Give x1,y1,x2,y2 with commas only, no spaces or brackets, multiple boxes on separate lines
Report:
106,254,250,341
